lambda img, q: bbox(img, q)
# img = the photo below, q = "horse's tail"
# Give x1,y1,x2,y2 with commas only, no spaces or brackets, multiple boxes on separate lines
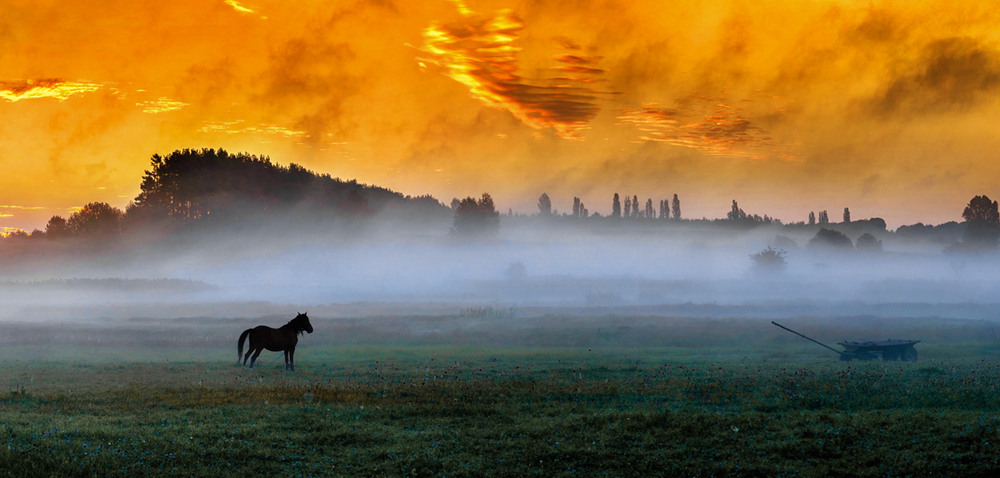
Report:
237,328,253,365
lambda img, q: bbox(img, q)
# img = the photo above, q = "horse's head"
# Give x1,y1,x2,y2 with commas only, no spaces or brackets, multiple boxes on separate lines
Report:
295,312,314,334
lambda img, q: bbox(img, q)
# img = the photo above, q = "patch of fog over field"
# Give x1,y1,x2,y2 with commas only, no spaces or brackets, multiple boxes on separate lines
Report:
2,218,999,321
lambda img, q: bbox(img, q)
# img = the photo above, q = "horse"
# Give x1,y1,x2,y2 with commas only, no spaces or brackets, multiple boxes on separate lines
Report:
237,312,314,371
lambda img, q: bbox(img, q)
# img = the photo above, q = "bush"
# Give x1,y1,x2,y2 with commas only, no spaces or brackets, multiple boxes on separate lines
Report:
751,246,786,274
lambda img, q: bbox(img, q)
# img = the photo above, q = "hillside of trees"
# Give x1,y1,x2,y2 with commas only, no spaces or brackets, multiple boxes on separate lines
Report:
5,149,452,245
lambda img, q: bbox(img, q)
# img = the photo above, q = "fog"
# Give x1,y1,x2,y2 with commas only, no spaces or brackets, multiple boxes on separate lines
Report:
3,216,999,324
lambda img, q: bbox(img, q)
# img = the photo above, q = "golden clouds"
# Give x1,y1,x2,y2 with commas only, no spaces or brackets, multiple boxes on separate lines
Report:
2,78,187,115
136,97,189,114
0,206,42,227
224,0,255,16
0,78,102,102
199,121,309,141
0,205,43,221
0,206,45,233
415,0,794,160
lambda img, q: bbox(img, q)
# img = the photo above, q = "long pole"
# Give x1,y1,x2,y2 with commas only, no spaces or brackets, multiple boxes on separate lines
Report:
771,321,842,355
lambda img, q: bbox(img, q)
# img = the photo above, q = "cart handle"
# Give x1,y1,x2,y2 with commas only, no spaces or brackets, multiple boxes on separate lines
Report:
771,321,843,355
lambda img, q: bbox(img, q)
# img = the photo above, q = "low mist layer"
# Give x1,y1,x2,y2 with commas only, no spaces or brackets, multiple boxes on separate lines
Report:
2,216,999,323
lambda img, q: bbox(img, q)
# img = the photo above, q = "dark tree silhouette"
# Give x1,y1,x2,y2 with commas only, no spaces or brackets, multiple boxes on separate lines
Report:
856,233,883,252
624,195,632,217
632,195,639,218
728,200,747,221
961,194,1000,250
44,216,70,239
672,194,681,220
809,228,853,249
451,193,500,238
66,202,123,238
537,193,552,216
808,211,816,225
3,230,29,240
612,193,621,218
818,210,829,224
505,261,527,281
132,148,430,224
843,207,851,223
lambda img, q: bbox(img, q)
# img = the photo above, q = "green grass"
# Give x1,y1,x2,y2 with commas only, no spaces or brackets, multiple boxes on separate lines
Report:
2,342,1000,476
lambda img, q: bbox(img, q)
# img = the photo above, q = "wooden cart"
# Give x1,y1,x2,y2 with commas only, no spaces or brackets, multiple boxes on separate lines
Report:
772,321,920,362
837,339,920,362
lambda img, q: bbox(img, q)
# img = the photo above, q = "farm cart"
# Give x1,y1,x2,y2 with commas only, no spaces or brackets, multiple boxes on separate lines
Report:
772,321,920,362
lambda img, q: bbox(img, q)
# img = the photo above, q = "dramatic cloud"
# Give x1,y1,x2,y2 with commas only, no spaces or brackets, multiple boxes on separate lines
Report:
418,4,608,139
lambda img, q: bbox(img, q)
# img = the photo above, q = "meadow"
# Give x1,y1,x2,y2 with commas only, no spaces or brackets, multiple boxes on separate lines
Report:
2,313,1000,476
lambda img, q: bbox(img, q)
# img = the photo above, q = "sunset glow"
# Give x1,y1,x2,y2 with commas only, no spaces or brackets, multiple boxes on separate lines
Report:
3,0,1000,232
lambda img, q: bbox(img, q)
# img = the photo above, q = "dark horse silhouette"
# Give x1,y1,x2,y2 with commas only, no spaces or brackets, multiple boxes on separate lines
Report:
237,312,314,371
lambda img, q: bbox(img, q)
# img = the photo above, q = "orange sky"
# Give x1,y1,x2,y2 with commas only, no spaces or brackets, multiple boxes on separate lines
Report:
3,0,1000,232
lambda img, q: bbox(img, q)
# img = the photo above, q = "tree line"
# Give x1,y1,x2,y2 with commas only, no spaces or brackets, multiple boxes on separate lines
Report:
514,191,1000,253
2,148,999,254
534,192,683,220
531,193,841,227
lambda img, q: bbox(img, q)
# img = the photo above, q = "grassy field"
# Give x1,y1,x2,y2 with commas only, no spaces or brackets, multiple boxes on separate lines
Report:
2,314,1000,476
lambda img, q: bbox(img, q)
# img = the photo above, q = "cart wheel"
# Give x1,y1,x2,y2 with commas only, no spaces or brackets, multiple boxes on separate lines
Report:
901,346,918,362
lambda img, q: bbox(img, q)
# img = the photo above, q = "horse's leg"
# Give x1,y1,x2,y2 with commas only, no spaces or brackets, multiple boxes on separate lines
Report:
249,347,263,369
283,350,290,371
243,348,254,367
288,348,295,372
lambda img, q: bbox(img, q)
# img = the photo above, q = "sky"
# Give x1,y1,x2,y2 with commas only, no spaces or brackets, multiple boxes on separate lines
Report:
3,0,1000,233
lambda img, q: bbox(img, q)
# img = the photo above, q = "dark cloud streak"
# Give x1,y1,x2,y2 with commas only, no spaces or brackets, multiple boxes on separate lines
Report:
618,97,791,160
873,37,1000,116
